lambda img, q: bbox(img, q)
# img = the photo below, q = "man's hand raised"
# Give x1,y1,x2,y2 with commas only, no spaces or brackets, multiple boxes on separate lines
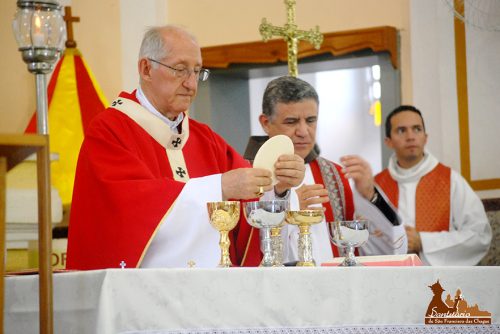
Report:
274,154,305,195
295,184,329,210
340,155,376,201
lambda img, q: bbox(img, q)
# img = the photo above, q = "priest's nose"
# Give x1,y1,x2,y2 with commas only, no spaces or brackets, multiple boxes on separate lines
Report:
182,72,198,91
295,121,309,137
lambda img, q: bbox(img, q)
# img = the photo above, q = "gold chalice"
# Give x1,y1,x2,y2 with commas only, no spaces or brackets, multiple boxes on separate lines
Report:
207,201,240,268
285,209,325,266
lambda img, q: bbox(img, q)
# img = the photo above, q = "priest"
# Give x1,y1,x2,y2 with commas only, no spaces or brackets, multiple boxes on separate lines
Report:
66,25,305,270
244,76,408,265
375,105,491,265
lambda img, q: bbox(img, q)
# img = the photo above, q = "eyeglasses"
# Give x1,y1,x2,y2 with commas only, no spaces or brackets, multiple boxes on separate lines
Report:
148,58,210,82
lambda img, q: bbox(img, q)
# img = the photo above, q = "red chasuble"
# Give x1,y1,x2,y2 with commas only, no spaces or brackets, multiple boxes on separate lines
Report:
66,91,261,270
310,158,355,257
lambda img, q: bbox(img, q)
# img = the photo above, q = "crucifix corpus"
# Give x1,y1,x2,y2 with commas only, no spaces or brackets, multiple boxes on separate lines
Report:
259,0,323,77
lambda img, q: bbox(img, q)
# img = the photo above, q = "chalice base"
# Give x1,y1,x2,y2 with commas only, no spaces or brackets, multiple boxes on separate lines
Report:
296,260,316,267
218,261,232,268
338,254,364,267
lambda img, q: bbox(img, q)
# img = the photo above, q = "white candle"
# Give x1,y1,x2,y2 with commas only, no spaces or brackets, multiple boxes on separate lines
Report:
32,32,44,47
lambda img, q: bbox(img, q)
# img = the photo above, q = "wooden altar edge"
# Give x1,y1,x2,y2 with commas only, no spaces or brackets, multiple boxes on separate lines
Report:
5,268,74,277
0,134,47,170
201,26,398,69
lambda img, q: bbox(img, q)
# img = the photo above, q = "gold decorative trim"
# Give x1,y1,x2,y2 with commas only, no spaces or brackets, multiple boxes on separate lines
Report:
470,179,500,191
453,0,500,191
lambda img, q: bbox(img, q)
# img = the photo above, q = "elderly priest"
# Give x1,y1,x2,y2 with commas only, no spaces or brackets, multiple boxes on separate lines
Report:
66,25,305,270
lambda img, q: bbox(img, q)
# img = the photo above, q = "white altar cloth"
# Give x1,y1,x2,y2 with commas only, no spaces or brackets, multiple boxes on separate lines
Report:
5,267,500,333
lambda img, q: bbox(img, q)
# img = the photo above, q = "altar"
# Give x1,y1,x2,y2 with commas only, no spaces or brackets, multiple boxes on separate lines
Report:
4,266,500,333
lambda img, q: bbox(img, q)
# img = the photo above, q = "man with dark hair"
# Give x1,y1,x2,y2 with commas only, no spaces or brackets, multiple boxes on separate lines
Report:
245,76,407,264
384,105,425,140
375,105,491,265
67,26,305,270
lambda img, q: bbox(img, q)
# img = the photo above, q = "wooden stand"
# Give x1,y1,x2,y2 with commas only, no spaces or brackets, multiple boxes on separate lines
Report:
0,134,53,334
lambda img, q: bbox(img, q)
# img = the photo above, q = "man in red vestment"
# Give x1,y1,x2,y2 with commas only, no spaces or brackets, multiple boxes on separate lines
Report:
244,76,407,264
66,26,305,270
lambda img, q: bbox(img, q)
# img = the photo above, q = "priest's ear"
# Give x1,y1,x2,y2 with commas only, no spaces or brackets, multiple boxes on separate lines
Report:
259,114,271,135
384,136,393,149
138,58,153,82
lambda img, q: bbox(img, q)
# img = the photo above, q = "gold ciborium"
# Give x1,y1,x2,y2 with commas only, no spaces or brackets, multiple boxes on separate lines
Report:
207,201,240,268
285,209,324,266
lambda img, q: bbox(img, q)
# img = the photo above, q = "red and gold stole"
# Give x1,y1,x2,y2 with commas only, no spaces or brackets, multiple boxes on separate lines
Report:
310,157,355,256
375,164,451,232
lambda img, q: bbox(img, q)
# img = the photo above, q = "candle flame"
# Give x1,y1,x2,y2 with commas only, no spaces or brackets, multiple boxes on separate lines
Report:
34,15,41,30
32,13,44,46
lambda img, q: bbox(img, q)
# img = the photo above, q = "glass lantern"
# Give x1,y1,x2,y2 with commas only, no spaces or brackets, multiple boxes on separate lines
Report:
12,0,66,73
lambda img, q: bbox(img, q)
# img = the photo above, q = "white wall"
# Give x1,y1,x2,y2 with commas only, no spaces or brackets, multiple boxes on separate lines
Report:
410,0,500,198
120,0,168,92
466,25,500,180
120,0,500,198
249,68,382,173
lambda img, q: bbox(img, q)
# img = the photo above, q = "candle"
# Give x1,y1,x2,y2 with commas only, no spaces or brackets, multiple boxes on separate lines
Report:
32,15,44,47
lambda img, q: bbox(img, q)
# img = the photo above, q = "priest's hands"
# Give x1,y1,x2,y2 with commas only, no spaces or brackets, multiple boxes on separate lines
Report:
274,154,306,195
221,154,304,200
295,184,329,210
405,226,422,253
340,155,376,201
221,168,273,200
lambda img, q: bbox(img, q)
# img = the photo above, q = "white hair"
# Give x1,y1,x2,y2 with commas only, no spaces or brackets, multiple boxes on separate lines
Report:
138,25,198,65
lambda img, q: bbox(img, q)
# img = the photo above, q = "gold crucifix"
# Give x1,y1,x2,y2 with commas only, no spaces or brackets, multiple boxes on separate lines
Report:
259,0,323,77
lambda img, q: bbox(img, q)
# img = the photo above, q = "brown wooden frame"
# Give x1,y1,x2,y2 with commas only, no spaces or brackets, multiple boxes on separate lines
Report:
201,26,398,69
453,1,500,190
1,134,53,334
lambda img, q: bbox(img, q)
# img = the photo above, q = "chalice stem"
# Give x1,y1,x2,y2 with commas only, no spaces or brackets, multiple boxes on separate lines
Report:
271,227,284,266
218,230,232,267
260,227,274,267
342,246,359,266
298,225,315,266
